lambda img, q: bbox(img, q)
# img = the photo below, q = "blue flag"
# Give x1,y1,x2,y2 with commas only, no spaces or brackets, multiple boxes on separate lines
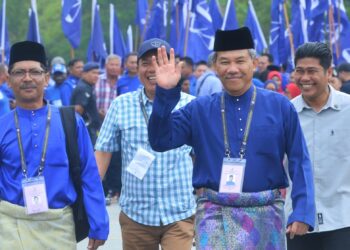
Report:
0,0,10,64
269,0,290,66
244,0,267,54
170,0,187,54
291,0,309,50
308,0,328,42
209,0,223,32
135,0,148,38
221,0,238,30
109,4,127,59
328,0,350,64
185,0,215,63
26,1,41,43
61,0,81,49
144,0,167,41
87,4,107,62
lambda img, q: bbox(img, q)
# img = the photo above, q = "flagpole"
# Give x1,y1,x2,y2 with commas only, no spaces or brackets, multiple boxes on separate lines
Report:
283,1,295,59
1,0,5,63
183,0,191,57
70,47,75,59
109,4,114,55
328,3,337,62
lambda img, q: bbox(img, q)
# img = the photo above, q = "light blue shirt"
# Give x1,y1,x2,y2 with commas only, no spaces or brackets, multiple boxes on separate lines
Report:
95,87,196,226
0,105,109,240
287,86,350,232
195,70,222,96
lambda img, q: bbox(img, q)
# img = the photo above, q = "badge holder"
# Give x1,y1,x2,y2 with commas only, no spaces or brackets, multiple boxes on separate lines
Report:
219,158,246,194
22,176,49,215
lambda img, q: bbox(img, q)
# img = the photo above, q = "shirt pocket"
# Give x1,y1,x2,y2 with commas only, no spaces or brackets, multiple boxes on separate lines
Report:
328,129,350,159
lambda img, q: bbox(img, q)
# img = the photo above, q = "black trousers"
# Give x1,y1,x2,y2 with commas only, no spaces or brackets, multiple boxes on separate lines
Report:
103,150,122,195
287,227,350,250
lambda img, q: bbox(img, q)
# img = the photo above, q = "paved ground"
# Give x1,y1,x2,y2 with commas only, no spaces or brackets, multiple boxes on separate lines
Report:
77,202,122,250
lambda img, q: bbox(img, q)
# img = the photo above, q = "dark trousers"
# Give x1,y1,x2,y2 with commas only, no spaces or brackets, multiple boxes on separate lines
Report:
287,227,350,250
103,150,122,195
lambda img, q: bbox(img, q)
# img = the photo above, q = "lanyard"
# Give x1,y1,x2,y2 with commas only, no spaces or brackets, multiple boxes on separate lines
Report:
220,86,256,159
139,91,150,124
14,105,52,178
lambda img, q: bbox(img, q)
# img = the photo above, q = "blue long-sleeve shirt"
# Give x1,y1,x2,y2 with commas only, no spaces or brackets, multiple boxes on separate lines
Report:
148,84,315,229
0,105,109,240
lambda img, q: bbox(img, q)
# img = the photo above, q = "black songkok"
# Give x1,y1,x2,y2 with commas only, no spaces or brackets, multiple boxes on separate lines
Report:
9,41,47,67
214,27,254,52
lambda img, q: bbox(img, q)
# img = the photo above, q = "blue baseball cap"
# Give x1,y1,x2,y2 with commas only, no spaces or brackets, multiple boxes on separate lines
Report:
137,38,171,59
51,64,67,74
83,62,99,72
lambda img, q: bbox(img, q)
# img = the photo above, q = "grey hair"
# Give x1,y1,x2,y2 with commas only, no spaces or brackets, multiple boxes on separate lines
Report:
106,54,121,64
212,48,257,63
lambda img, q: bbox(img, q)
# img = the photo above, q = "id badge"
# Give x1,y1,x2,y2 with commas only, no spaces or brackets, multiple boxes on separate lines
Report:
22,176,49,215
126,148,155,180
219,158,246,194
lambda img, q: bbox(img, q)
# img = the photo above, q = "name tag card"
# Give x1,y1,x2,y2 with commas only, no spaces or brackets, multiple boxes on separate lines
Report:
127,148,155,180
219,158,246,194
22,176,49,215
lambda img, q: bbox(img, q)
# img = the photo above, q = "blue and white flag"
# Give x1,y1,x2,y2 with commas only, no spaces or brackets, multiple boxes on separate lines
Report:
221,0,238,30
308,0,328,42
328,0,350,64
0,0,10,64
291,0,309,50
109,4,127,59
144,0,167,41
87,3,107,62
186,0,215,62
269,0,290,66
26,0,41,43
244,0,267,54
135,0,148,37
209,0,223,32
61,0,81,49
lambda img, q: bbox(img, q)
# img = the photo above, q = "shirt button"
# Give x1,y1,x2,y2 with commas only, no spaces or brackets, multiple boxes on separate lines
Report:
236,98,239,102
240,128,243,131
33,123,37,127
238,108,241,111
34,144,38,148
239,118,242,121
34,133,38,136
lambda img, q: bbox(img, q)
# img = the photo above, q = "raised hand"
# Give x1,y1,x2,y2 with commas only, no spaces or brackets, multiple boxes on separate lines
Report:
152,46,182,89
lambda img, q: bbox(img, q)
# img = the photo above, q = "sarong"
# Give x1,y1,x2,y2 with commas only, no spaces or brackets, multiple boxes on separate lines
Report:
195,189,286,250
0,200,76,250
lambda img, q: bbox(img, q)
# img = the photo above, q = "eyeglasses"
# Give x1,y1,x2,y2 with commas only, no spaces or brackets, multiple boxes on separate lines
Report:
10,69,46,80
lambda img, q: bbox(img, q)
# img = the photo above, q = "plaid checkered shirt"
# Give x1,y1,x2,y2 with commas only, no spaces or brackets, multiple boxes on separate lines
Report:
95,87,196,226
95,74,118,113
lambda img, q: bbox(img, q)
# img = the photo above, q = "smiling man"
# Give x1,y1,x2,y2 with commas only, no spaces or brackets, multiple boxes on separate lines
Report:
286,42,350,250
95,38,196,250
0,41,108,250
148,27,315,249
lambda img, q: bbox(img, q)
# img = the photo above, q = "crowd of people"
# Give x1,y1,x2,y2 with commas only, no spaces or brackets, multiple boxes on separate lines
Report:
0,26,349,250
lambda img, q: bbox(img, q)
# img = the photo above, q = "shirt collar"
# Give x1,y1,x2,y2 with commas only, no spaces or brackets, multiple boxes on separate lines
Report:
140,87,153,106
15,102,48,117
294,85,341,113
224,83,254,102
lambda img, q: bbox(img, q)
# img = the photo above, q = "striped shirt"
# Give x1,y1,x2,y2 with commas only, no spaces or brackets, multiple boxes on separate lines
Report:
95,87,196,226
95,74,118,113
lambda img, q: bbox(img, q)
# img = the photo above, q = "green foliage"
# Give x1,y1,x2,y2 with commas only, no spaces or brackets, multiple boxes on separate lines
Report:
4,0,350,62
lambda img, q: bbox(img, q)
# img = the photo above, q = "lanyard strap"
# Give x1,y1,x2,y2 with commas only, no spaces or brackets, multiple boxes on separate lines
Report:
220,86,257,159
139,91,149,124
14,105,52,178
